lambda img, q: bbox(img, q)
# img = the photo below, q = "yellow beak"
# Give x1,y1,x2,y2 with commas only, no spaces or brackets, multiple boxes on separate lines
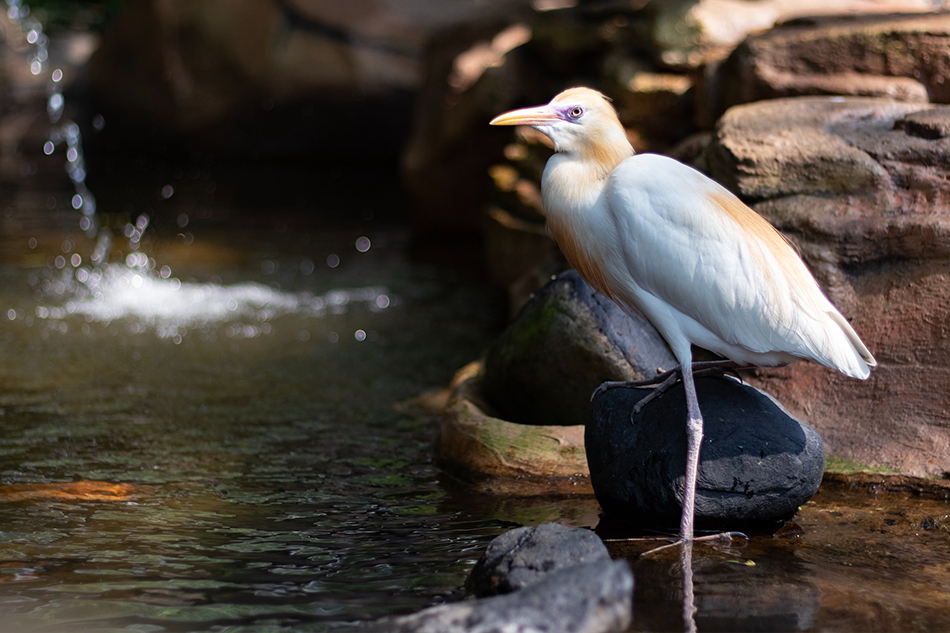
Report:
490,104,560,126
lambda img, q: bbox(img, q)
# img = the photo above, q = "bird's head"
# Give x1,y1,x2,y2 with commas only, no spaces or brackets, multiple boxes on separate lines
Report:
490,87,632,169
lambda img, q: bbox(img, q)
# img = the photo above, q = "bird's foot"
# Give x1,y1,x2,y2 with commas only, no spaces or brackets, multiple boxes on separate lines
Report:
590,366,677,401
637,531,749,558
591,360,746,418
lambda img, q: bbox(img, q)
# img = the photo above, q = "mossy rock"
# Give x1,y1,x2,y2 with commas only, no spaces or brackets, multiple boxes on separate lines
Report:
436,362,592,495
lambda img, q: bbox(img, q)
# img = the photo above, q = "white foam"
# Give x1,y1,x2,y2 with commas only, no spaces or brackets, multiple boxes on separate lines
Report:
35,264,392,339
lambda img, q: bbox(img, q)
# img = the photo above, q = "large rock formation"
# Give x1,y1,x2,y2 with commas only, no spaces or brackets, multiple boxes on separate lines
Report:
705,96,950,476
84,0,531,160
706,12,950,126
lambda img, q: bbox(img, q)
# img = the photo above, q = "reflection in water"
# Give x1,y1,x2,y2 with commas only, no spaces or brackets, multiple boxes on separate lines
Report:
0,480,138,502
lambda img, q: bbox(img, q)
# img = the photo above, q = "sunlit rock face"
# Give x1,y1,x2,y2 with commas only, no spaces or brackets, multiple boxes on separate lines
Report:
703,12,950,126
706,97,950,477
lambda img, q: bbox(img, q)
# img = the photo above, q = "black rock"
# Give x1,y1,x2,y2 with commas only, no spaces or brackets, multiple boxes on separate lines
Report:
379,559,633,633
586,375,825,530
483,270,675,426
465,522,611,597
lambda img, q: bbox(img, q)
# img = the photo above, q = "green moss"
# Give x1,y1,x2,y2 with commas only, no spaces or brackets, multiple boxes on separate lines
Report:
503,297,566,353
825,455,900,475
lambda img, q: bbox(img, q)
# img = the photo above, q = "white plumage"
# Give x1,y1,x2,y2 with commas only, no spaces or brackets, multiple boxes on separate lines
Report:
491,87,875,543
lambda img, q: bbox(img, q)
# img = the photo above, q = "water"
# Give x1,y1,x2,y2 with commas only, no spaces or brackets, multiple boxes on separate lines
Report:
0,203,512,632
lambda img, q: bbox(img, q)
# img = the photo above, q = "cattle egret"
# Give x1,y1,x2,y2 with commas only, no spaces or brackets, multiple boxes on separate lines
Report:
490,88,875,545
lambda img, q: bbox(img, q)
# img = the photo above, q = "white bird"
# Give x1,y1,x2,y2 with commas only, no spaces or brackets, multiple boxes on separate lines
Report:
490,87,875,545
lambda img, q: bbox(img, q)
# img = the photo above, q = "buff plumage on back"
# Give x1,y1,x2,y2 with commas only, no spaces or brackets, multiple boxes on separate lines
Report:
604,154,876,379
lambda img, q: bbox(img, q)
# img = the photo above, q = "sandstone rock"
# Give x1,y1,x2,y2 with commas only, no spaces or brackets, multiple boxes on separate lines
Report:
649,0,939,70
705,96,950,476
436,361,593,494
609,61,695,146
403,18,541,233
706,12,950,126
465,523,610,597
482,270,676,427
379,558,633,633
586,375,825,530
483,206,558,313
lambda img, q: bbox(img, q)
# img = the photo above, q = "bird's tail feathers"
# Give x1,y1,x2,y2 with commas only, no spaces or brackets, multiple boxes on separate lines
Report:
822,310,876,380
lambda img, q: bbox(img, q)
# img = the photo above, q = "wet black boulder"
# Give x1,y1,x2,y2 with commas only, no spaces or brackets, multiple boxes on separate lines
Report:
482,270,675,426
465,522,611,597
586,375,824,530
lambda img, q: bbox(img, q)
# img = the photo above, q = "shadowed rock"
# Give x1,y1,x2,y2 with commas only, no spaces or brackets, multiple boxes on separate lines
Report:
379,558,633,633
586,375,825,530
483,270,675,427
465,522,611,597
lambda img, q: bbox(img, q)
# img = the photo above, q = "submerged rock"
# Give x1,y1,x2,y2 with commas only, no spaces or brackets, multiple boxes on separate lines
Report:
465,522,610,597
381,558,633,633
586,375,824,530
482,270,675,427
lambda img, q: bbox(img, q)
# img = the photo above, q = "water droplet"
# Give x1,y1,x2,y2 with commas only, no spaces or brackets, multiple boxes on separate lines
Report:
177,213,189,228
375,295,390,309
28,237,37,249
30,60,42,75
70,253,81,267
354,329,367,341
261,260,277,275
6,309,15,321
355,236,371,252
298,330,310,341
328,332,339,343
54,255,65,269
300,259,314,276
61,240,72,253
26,29,37,44
92,114,105,131
43,140,54,155
161,184,175,199
66,147,78,162
71,194,83,209
327,254,340,268
51,68,63,82
160,266,172,279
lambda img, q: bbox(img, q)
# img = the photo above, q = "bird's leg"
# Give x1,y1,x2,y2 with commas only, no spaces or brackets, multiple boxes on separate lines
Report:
635,363,748,557
680,363,702,541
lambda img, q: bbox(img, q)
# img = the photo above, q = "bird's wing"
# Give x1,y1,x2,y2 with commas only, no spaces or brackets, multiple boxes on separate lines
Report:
604,154,873,378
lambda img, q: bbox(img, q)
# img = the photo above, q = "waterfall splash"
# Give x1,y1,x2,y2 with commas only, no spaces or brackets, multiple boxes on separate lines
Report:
3,0,392,342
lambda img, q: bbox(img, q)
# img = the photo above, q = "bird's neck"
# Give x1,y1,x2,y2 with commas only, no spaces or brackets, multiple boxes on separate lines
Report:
541,135,632,221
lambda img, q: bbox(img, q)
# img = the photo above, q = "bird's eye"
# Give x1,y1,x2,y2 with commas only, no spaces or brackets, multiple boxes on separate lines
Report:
570,106,584,118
